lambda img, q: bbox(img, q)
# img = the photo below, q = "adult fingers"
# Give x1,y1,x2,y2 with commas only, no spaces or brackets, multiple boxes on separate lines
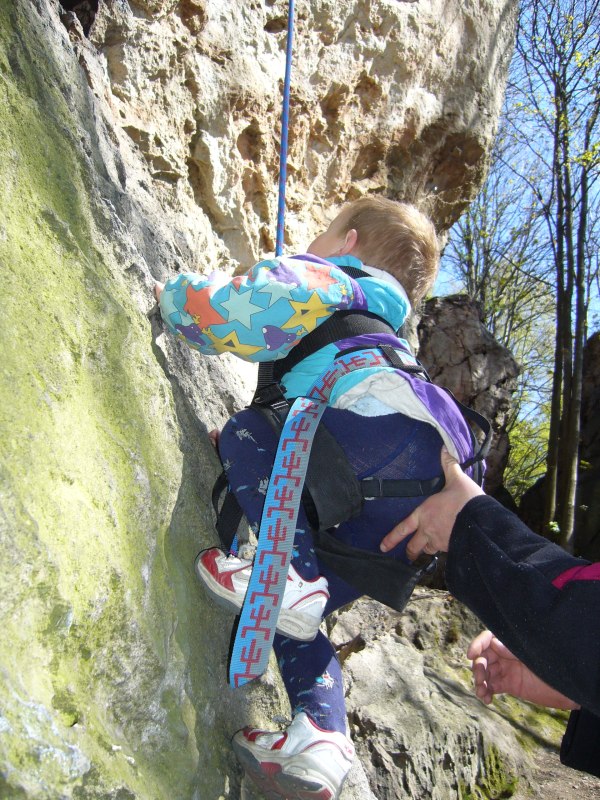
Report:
474,683,494,705
472,658,495,704
467,630,495,661
405,530,430,561
380,511,419,552
472,657,490,685
489,637,517,661
440,445,463,482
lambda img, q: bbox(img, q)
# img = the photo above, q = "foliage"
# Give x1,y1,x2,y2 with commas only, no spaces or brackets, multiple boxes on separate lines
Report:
442,0,600,527
510,0,600,548
441,134,556,495
504,410,551,500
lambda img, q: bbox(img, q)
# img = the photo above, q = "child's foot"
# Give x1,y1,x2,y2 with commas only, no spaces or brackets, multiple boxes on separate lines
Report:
194,548,329,641
232,712,355,800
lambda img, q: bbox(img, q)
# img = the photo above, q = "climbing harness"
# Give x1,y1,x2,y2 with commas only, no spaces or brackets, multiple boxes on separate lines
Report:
229,395,327,687
225,304,491,686
220,0,491,687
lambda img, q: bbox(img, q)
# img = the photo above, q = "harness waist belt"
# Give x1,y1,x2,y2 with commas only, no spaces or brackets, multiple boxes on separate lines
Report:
360,475,445,498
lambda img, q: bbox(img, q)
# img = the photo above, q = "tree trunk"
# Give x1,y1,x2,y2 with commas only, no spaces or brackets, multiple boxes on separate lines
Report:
542,87,567,537
557,100,597,551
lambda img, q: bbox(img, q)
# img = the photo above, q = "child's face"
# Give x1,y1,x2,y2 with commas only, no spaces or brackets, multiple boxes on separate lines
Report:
307,209,351,258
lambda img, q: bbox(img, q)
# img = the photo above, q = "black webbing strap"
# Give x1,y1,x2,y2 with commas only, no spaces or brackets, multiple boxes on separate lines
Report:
256,310,396,393
336,265,372,280
212,471,244,551
256,361,277,391
360,475,445,498
377,343,431,378
255,260,393,394
252,381,290,420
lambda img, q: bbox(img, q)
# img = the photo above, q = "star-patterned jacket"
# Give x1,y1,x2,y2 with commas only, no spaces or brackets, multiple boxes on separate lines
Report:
158,253,412,402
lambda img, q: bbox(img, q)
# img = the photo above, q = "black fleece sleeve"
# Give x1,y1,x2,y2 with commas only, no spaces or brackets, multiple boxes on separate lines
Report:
445,495,600,717
560,709,600,777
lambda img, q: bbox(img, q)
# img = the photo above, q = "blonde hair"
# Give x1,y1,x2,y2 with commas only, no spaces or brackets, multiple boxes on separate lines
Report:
340,197,440,306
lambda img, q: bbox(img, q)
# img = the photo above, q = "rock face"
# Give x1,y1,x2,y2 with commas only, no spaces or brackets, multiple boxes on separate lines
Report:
418,295,520,494
0,1,525,798
329,591,562,800
85,0,518,269
1,4,279,799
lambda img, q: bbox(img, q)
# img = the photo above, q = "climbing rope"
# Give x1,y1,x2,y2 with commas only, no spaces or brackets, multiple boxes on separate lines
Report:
228,0,298,687
275,0,295,256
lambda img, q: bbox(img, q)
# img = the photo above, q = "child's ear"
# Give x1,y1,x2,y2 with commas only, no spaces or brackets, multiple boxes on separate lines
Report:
339,228,358,255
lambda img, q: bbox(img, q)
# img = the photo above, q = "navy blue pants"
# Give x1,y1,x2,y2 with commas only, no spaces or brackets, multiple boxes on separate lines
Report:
219,406,444,733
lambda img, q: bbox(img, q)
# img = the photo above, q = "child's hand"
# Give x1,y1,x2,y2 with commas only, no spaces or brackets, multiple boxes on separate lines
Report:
154,282,165,302
209,429,220,449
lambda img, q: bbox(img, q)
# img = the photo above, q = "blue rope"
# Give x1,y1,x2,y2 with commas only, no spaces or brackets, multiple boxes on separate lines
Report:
228,1,294,558
275,0,295,257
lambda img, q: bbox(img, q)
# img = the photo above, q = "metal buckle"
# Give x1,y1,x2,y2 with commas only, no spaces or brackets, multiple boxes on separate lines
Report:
253,382,287,406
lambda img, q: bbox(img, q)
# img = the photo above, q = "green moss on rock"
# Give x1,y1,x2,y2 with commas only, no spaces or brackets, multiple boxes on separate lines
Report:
0,3,236,798
459,745,519,800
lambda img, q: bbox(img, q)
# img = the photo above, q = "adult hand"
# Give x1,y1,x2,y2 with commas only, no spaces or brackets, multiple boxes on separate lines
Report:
380,446,483,560
154,281,164,302
468,631,579,710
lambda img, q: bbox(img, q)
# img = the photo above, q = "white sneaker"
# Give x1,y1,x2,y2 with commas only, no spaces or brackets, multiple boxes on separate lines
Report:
194,548,329,641
232,712,355,800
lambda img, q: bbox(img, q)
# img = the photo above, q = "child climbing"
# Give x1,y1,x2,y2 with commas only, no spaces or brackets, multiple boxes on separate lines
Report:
155,196,475,800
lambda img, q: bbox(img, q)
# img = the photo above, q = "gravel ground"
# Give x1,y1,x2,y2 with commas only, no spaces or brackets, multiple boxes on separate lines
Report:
514,747,600,799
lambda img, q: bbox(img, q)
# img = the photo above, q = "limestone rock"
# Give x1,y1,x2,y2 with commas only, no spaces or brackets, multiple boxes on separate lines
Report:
83,0,518,264
0,3,280,798
418,295,520,493
329,590,565,800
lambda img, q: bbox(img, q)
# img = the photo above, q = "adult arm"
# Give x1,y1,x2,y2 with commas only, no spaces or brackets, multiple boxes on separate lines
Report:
380,449,600,718
468,630,600,778
468,630,580,709
445,494,600,718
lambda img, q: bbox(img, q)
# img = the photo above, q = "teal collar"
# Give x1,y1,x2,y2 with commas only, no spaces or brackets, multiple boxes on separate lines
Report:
326,255,365,269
